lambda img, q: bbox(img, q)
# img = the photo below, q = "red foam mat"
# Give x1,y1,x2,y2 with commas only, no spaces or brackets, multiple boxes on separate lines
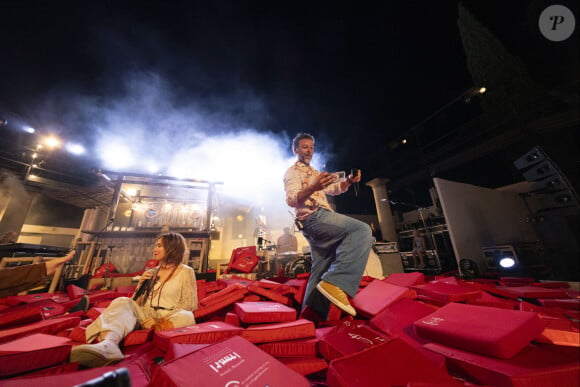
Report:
240,319,315,344
352,279,417,317
153,321,243,352
234,301,297,323
258,326,334,358
413,303,544,359
277,357,328,376
194,288,247,320
327,338,461,386
257,335,319,358
0,333,72,377
150,335,309,386
0,363,149,387
425,341,580,387
318,320,391,361
370,297,439,335
0,315,80,344
165,343,211,361
0,299,55,329
247,284,292,305
412,282,482,303
384,272,426,287
495,286,569,299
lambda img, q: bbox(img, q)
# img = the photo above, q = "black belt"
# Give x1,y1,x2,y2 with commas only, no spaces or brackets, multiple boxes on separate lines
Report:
152,306,171,311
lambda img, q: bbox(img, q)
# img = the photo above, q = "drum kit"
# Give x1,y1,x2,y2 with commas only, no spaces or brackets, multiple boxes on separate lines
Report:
256,243,311,279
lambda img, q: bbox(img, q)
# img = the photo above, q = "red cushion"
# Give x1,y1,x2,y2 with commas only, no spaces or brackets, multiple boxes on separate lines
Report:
384,272,426,287
412,282,483,303
257,326,333,358
243,294,261,302
66,284,89,300
228,246,260,273
284,278,307,304
1,292,56,307
495,286,569,299
370,298,439,335
224,312,240,326
234,301,297,324
534,317,580,347
194,288,247,320
69,326,87,343
257,337,318,358
247,284,292,305
0,333,72,377
318,320,390,361
151,335,309,386
153,321,243,352
500,277,536,286
278,357,328,376
0,316,80,344
414,303,544,359
0,363,149,387
352,279,417,317
85,307,105,321
425,341,580,387
327,338,460,386
165,343,211,361
199,283,247,306
538,298,580,310
240,319,315,344
0,299,56,329
465,290,520,309
122,329,153,346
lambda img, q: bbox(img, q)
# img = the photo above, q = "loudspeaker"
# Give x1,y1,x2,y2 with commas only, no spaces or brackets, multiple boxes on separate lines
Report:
514,146,579,214
513,146,546,171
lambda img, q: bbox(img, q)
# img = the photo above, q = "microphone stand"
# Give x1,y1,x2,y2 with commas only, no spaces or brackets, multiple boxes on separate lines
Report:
101,245,114,290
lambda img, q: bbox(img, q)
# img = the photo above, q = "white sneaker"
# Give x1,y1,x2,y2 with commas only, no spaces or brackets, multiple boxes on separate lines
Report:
70,340,124,368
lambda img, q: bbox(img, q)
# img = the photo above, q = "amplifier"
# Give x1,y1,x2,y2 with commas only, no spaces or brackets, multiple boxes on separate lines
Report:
374,242,398,253
400,250,440,271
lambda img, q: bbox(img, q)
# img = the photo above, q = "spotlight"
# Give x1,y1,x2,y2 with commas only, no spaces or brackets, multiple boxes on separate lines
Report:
43,136,61,149
401,138,407,144
65,143,86,155
0,117,7,126
499,257,516,269
478,87,486,94
23,127,35,134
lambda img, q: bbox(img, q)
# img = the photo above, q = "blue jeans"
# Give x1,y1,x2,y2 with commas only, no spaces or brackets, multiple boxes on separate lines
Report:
300,208,373,318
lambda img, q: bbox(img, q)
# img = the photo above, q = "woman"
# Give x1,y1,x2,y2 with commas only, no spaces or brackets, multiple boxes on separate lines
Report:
70,232,198,368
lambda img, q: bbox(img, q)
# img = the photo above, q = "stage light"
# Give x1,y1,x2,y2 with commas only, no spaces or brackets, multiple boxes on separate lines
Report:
401,138,407,144
23,127,35,133
478,87,486,94
499,257,516,269
147,162,160,174
0,117,7,126
65,143,86,155
43,136,61,149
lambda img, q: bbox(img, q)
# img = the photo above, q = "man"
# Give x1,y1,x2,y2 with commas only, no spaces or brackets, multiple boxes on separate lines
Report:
412,230,427,268
0,249,76,297
284,133,372,319
276,227,298,255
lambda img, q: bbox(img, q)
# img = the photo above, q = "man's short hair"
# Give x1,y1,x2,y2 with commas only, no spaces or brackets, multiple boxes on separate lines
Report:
292,132,315,151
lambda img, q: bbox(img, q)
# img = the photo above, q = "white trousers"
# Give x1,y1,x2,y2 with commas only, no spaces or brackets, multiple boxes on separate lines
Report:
85,297,195,343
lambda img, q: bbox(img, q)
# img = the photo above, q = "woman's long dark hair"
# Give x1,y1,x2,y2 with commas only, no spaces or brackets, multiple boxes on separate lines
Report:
134,232,187,306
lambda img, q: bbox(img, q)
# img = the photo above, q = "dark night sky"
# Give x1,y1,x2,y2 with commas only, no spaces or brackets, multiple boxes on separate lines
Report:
0,1,471,162
1,1,577,215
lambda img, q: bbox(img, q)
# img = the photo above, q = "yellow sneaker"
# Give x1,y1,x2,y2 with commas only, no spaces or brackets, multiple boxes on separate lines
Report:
316,281,356,316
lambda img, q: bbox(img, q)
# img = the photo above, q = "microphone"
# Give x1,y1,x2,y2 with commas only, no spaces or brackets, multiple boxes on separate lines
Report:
350,168,360,196
133,268,158,300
